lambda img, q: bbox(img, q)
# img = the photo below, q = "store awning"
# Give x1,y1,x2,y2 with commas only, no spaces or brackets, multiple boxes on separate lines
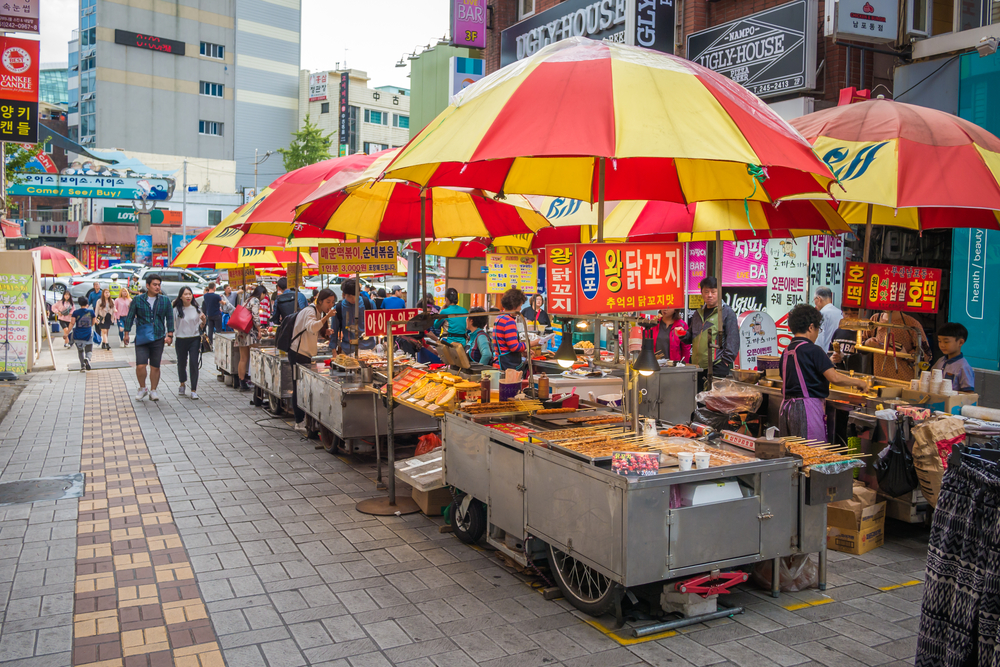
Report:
76,224,208,246
0,219,22,238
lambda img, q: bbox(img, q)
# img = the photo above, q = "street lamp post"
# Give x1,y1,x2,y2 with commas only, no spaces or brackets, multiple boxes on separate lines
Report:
253,149,273,194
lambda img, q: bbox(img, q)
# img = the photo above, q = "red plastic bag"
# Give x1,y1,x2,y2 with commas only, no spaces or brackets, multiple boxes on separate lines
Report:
415,433,442,456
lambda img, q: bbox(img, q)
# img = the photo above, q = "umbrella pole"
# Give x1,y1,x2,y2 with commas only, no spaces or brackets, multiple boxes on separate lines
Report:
355,235,361,358
707,232,723,392
420,189,427,310
597,158,606,243
861,203,873,318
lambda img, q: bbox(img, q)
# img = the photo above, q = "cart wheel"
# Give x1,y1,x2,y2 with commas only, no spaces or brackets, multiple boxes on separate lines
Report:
546,543,620,616
450,497,486,545
319,425,338,453
267,393,283,415
252,388,263,407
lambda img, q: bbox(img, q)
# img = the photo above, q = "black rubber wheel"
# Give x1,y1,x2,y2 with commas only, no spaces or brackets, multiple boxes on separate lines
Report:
546,542,620,616
450,497,486,545
252,388,263,407
267,393,283,415
319,425,338,453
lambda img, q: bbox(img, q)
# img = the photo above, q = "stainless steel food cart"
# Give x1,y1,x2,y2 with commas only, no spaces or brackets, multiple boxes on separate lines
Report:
443,411,828,618
297,366,439,455
638,365,700,424
250,348,293,413
214,333,240,387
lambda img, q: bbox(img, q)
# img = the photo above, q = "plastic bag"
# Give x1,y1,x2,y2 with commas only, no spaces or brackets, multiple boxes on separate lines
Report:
874,426,919,498
414,433,442,456
691,407,731,431
696,379,763,414
751,554,818,593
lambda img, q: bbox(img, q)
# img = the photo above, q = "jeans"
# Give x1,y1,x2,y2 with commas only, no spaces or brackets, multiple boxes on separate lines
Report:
287,350,311,424
175,336,200,391
117,319,126,342
205,314,223,345
75,340,92,367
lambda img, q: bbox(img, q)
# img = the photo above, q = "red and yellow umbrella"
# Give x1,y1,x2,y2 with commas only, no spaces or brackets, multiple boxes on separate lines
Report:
790,99,1000,230
381,37,836,210
172,229,315,269
35,245,88,277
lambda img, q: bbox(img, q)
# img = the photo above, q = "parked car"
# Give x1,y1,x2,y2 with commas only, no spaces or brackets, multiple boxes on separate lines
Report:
187,267,220,282
48,268,139,299
129,267,207,301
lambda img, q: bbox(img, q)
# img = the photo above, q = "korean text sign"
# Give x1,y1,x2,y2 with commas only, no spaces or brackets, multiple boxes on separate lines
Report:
546,242,684,315
0,35,38,143
842,262,942,313
319,242,397,274
0,1,38,33
365,308,420,336
486,253,536,294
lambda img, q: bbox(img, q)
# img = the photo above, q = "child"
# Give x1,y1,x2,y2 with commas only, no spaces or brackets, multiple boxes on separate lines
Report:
70,296,95,372
933,322,975,392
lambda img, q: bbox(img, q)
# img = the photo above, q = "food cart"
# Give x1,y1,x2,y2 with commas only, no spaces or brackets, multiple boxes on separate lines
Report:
441,408,835,624
250,348,295,413
214,333,241,387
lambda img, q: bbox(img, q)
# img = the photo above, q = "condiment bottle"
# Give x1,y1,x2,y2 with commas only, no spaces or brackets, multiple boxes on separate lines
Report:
480,373,492,403
538,373,550,400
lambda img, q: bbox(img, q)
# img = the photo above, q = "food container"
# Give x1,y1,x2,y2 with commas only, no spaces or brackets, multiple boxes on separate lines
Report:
756,355,781,372
731,368,762,383
499,380,520,401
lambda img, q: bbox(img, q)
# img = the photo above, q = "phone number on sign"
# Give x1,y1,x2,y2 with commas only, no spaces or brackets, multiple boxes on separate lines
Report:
319,263,396,273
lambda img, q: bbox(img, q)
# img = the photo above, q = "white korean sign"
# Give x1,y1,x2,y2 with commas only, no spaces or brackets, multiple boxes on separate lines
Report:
309,72,328,102
810,236,846,307
836,0,898,43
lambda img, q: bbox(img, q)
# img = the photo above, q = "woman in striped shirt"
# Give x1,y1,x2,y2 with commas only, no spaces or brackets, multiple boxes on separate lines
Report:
493,288,527,371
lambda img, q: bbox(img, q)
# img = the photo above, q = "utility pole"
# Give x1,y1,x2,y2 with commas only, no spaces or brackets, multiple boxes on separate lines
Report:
181,159,187,238
253,149,273,195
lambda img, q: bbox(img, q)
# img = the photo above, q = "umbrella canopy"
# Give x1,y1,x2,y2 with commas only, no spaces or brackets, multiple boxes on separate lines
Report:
201,222,351,250
790,99,1000,230
603,199,852,241
293,149,551,240
380,37,835,207
34,245,88,277
172,229,315,269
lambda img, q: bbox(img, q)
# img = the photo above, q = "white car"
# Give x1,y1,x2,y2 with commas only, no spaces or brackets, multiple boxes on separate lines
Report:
48,268,139,300
130,267,208,301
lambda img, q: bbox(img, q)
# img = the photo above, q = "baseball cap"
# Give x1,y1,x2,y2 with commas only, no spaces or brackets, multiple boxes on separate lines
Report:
392,285,404,292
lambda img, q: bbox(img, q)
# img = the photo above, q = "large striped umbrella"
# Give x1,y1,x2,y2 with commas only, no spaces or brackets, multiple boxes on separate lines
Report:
790,99,1000,259
35,245,88,276
172,229,315,269
380,37,836,242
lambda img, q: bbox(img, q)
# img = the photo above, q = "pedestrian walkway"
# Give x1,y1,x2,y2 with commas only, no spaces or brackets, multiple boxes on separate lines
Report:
0,343,925,666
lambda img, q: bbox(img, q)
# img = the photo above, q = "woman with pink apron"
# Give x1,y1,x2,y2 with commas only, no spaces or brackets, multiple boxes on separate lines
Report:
779,305,870,440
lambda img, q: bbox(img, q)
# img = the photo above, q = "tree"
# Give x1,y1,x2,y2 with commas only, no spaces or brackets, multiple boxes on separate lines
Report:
5,139,47,187
277,116,332,172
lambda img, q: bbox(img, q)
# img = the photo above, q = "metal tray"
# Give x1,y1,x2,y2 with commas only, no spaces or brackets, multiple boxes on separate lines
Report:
541,439,617,465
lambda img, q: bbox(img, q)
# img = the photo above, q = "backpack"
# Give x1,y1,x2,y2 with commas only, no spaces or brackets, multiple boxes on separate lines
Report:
276,305,315,353
270,291,298,325
469,329,489,363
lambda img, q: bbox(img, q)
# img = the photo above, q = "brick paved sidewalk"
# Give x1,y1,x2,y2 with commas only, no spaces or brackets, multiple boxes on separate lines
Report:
0,344,926,666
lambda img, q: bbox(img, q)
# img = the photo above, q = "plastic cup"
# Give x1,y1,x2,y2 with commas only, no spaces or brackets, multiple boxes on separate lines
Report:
677,452,694,471
695,452,712,469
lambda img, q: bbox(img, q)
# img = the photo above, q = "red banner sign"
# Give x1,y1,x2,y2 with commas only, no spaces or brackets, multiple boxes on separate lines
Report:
547,242,685,315
0,36,38,103
365,308,420,336
842,262,942,313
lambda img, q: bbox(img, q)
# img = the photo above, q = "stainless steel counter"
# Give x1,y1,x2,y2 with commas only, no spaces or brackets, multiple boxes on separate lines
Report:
213,334,240,386
250,348,294,413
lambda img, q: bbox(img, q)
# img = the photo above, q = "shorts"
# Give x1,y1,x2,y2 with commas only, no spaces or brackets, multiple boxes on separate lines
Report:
135,339,165,368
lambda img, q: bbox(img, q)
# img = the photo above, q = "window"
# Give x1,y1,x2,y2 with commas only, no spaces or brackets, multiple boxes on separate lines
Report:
200,81,224,97
393,114,409,129
200,42,225,59
199,120,223,136
519,0,535,19
321,102,330,114
208,210,222,225
364,142,389,153
363,109,388,125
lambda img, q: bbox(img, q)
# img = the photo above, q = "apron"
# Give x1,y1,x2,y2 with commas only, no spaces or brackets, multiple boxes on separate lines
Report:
778,340,828,441
691,308,721,370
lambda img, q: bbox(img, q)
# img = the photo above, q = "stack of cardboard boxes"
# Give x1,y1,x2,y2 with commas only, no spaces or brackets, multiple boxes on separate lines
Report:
827,481,887,555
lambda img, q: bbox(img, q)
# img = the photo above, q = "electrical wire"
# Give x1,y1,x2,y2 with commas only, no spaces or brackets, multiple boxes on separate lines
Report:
894,54,961,101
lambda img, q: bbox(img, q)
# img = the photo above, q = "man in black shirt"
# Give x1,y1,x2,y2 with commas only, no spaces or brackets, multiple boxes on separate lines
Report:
779,304,869,440
201,282,224,344
270,277,308,325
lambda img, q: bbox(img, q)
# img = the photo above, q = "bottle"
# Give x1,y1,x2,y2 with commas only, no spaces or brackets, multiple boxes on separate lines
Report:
538,373,550,400
480,373,492,403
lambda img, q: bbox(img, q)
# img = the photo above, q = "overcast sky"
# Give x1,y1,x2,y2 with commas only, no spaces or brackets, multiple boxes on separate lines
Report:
39,0,449,89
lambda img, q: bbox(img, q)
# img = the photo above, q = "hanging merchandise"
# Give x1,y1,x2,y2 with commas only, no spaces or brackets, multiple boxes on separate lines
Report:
874,420,919,497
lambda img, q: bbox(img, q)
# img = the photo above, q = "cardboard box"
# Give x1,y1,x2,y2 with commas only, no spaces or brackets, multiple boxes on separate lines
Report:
827,501,886,555
829,482,878,524
878,387,978,415
410,486,453,516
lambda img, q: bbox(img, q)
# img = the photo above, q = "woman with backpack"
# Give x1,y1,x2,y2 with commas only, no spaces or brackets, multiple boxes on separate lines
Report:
466,307,493,366
69,296,95,371
173,286,207,400
287,288,336,433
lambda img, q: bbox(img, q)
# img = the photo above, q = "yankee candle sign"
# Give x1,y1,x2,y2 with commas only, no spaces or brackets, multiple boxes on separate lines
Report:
843,262,942,313
547,242,684,315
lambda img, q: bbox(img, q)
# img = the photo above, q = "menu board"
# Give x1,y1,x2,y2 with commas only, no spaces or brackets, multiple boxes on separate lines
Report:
365,308,420,336
0,274,31,374
319,242,397,274
486,253,537,294
843,262,942,313
228,265,256,288
284,262,305,288
547,242,685,315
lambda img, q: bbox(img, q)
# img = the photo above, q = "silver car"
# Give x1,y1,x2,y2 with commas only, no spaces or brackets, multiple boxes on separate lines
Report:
48,268,138,300
130,267,208,301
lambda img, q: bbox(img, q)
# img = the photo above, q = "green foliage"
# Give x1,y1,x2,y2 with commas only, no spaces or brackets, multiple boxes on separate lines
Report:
5,138,48,187
277,116,332,172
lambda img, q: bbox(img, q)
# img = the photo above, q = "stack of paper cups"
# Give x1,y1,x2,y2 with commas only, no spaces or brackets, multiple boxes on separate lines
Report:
931,368,943,382
930,380,943,394
920,370,931,392
910,379,921,391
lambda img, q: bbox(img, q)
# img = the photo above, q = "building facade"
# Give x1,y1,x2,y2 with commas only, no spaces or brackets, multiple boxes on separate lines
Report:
67,0,301,190
296,69,410,155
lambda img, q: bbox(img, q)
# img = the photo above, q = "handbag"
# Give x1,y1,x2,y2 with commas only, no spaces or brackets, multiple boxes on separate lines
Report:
200,332,212,353
229,305,254,334
875,420,920,498
93,330,102,345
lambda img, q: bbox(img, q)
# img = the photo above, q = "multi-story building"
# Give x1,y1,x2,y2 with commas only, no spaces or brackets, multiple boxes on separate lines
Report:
40,64,69,107
66,0,301,190
296,69,410,156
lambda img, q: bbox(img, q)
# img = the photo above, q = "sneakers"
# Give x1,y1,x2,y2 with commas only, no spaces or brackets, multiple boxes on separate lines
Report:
79,366,86,373
178,384,186,396
150,390,160,402
84,359,92,371
294,421,308,433
190,391,199,400
136,387,149,401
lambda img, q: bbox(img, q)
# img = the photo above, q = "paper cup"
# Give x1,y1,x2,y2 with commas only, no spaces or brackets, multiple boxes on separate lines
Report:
910,379,920,390
695,452,712,469
677,452,694,471
931,369,943,380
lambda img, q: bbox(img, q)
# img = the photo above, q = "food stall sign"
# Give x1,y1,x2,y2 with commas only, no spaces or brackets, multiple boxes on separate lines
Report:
319,242,397,274
229,265,255,288
486,253,536,294
284,262,305,288
843,262,942,313
365,308,421,336
546,242,685,315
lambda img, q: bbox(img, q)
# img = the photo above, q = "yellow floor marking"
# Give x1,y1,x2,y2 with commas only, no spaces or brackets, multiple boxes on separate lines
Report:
878,580,922,591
